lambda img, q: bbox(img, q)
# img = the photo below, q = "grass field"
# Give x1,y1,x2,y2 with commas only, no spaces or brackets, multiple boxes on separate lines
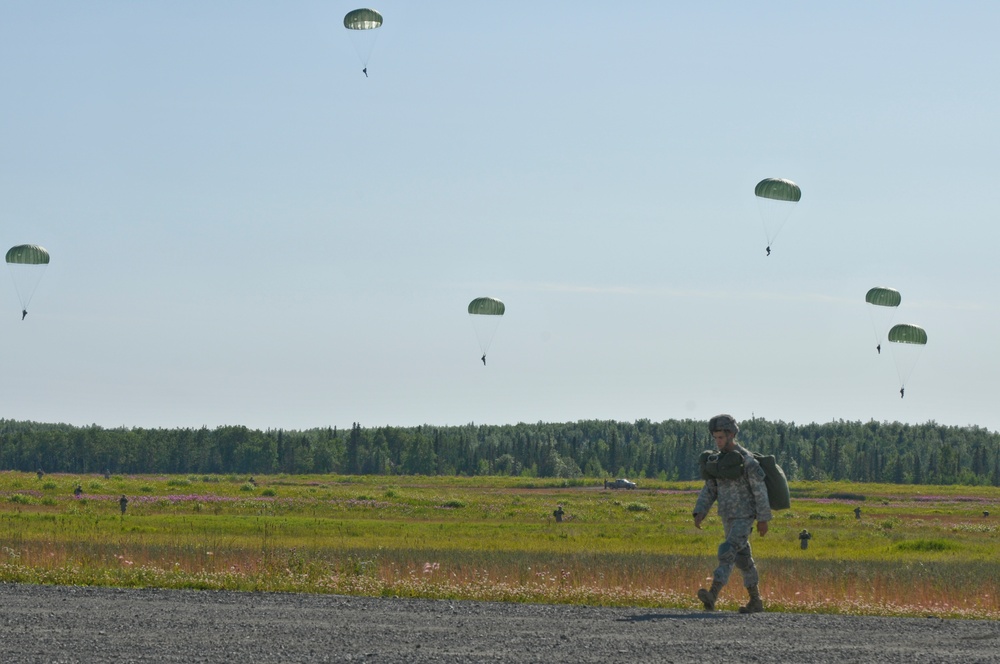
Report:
1,471,997,619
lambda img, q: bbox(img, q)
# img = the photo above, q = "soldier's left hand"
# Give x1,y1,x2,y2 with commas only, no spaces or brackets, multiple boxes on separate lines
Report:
757,520,769,537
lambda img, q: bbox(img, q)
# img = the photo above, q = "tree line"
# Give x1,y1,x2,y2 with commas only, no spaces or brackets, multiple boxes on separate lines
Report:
2,417,999,486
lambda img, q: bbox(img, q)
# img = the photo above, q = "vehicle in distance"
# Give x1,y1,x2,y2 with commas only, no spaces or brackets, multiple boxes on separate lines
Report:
608,478,637,490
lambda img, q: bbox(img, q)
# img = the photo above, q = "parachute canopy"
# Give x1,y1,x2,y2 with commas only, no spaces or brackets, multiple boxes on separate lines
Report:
468,297,505,316
6,244,50,265
343,8,383,70
754,177,801,251
888,323,927,345
468,297,504,361
887,323,927,394
755,178,802,202
866,287,901,353
865,287,901,308
343,8,383,30
6,244,50,315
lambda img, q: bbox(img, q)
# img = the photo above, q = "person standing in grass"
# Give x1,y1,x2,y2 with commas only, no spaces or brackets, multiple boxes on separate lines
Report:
119,494,128,515
692,414,771,614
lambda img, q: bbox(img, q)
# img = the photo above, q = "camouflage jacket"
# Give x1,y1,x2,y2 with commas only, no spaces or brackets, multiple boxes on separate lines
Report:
693,444,772,522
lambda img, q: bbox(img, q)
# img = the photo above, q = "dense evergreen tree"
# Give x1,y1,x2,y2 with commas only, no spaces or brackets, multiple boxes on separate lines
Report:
1,417,998,487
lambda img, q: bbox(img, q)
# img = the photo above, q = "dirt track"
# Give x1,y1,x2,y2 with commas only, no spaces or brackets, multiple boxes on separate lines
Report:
1,583,998,663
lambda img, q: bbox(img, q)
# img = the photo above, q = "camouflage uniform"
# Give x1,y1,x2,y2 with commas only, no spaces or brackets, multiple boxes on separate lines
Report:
694,444,772,589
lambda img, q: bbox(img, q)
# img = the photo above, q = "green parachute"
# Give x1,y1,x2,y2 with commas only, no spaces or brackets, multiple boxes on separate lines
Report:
866,287,902,308
888,323,927,345
343,8,383,29
754,178,801,255
887,323,927,397
865,287,901,354
468,297,505,365
6,244,50,320
344,8,383,73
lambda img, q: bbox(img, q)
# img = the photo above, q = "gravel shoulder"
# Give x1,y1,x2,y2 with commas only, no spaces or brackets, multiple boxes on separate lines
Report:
1,583,998,664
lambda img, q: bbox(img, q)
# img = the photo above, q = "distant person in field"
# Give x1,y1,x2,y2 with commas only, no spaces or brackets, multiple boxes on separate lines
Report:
119,495,128,515
693,414,771,614
21,309,27,320
765,246,770,256
854,506,862,520
481,354,486,366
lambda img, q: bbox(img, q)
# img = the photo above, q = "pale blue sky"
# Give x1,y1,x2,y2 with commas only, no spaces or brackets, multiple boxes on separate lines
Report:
2,2,998,433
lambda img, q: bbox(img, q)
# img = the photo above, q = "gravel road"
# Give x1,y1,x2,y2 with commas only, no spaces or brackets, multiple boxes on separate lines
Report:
1,583,998,663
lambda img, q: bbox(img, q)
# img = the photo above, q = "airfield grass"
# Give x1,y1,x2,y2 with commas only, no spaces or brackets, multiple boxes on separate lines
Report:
1,472,997,619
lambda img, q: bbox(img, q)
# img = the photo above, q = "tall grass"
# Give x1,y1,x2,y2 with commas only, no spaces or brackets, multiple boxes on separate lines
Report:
1,472,997,618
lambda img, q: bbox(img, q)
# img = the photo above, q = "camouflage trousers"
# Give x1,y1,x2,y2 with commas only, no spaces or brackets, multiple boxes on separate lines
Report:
711,517,759,588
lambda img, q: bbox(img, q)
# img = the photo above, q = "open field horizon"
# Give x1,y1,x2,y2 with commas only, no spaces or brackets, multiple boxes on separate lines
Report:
1,471,998,620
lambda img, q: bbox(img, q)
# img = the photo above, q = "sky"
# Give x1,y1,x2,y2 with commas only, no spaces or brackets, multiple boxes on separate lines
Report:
2,2,999,434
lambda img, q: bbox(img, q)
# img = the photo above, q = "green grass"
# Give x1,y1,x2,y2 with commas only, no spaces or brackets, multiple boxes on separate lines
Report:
1,472,998,618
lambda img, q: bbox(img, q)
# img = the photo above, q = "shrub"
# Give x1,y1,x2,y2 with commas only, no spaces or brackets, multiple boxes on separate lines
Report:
828,492,866,501
895,539,958,552
952,524,996,534
625,502,650,512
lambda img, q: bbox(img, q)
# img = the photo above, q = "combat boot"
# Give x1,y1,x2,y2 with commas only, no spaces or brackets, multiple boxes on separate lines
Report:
738,585,764,614
697,581,723,611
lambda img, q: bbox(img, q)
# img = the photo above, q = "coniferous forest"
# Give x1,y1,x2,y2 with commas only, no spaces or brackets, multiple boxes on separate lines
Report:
1,417,998,486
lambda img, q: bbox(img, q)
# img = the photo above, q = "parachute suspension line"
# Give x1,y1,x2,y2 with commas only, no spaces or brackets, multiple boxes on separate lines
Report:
468,309,504,358
868,310,897,351
756,197,796,248
869,312,885,348
7,264,36,310
350,30,380,68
